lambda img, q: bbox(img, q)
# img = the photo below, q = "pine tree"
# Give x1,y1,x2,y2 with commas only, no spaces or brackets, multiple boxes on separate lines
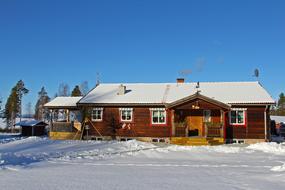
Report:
0,96,3,117
16,80,29,121
4,80,29,130
35,87,50,120
71,85,82,96
4,87,17,128
277,92,285,115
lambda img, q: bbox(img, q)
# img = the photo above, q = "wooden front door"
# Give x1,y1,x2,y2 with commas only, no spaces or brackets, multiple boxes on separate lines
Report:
187,116,203,136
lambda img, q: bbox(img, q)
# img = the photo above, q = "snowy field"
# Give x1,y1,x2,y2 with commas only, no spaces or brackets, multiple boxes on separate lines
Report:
1,135,285,190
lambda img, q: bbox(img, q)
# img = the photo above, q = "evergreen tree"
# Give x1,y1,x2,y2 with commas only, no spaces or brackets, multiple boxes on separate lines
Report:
0,96,2,110
16,80,29,121
4,80,29,129
4,87,17,128
35,87,50,120
277,92,285,115
0,96,3,117
71,85,82,96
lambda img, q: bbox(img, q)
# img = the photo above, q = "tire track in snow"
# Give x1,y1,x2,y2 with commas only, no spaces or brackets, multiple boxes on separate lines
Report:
48,160,273,169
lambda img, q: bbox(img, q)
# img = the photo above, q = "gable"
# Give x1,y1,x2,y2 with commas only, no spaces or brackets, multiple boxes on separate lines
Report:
167,93,231,110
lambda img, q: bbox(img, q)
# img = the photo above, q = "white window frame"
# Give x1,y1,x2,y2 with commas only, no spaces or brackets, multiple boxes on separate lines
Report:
203,110,211,123
91,108,103,122
229,108,246,125
150,108,167,125
119,108,133,122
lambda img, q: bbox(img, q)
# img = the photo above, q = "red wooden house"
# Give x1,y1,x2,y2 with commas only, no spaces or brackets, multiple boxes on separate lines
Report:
45,80,275,145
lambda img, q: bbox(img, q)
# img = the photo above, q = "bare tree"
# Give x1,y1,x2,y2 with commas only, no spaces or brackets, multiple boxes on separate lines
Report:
58,83,70,96
80,81,89,95
35,87,50,120
25,102,33,118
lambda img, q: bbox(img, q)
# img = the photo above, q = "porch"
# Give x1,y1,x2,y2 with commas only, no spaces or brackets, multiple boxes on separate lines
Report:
173,109,226,138
168,92,230,145
48,109,83,140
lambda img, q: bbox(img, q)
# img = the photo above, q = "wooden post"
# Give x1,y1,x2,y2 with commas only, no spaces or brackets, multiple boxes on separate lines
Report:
223,111,227,140
66,109,69,122
220,110,224,138
205,123,208,138
264,105,268,141
171,110,175,137
32,126,34,136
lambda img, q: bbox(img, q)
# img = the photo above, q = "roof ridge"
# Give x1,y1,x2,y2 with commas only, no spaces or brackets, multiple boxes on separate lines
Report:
97,81,259,85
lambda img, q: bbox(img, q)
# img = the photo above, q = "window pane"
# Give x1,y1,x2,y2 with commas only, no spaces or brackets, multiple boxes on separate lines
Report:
153,111,159,117
93,110,102,120
237,111,244,123
153,117,158,123
152,110,166,124
121,110,132,121
204,110,211,122
159,116,165,123
159,111,165,123
153,111,158,123
231,111,236,124
122,110,126,120
98,110,101,117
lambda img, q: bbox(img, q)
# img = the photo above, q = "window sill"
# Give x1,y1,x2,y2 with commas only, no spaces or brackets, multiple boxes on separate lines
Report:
151,123,168,127
92,120,103,122
230,124,246,127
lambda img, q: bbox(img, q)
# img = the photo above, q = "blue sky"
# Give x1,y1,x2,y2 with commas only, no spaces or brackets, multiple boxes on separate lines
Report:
0,0,284,113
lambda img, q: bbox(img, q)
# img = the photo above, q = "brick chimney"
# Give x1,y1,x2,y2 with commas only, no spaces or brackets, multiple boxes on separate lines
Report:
176,78,185,83
118,84,126,95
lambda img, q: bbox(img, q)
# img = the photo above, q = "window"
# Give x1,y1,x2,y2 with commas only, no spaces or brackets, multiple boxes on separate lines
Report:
151,108,166,125
91,108,103,121
230,109,246,125
203,110,211,122
120,108,133,122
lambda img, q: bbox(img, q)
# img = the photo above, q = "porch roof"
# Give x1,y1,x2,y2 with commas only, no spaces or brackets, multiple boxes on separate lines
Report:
44,97,83,109
166,92,231,110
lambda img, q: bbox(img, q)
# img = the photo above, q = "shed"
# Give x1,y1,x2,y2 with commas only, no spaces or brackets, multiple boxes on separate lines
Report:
15,120,48,136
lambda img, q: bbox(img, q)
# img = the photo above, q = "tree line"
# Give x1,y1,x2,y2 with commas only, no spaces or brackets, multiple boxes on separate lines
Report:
1,80,89,130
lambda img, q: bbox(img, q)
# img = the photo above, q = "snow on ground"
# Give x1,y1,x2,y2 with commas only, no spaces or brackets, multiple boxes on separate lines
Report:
0,135,285,190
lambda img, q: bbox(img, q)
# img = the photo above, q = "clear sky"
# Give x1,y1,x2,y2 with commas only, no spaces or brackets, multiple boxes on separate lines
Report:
0,0,284,113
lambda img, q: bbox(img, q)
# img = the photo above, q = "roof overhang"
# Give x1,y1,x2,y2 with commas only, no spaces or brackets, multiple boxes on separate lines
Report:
77,103,166,107
166,92,231,110
44,105,79,109
229,102,276,106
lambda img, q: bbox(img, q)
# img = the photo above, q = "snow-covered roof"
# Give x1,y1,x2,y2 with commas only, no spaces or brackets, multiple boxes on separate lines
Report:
270,116,285,124
15,120,47,127
44,97,83,108
78,81,275,105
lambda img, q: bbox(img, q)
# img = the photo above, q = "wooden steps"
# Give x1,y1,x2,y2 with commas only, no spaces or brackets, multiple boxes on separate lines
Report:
49,131,81,140
170,137,224,146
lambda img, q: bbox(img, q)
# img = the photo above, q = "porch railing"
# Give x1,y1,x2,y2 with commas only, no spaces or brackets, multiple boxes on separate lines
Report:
51,122,75,132
205,124,223,138
174,122,223,138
